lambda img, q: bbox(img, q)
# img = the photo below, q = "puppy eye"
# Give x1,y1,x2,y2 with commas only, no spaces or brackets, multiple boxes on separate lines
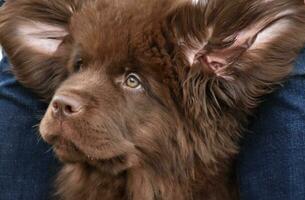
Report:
74,57,83,72
124,73,142,89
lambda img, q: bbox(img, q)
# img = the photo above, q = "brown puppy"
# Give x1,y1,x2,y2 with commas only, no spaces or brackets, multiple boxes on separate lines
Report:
1,0,305,199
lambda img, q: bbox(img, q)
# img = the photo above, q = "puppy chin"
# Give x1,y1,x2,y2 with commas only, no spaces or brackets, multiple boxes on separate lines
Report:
40,111,137,172
53,139,137,174
53,140,87,163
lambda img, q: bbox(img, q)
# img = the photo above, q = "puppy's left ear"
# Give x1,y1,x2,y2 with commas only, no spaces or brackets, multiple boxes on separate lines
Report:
170,0,305,81
0,0,82,100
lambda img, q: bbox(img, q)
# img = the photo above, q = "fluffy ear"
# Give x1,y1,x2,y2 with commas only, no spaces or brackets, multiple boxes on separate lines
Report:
165,0,305,119
170,0,305,81
0,0,82,100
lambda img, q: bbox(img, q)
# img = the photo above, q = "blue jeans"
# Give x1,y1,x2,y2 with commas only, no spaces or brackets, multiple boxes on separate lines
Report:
0,54,59,200
237,48,305,200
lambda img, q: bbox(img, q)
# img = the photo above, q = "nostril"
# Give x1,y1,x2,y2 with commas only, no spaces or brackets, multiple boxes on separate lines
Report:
64,104,75,115
52,101,60,112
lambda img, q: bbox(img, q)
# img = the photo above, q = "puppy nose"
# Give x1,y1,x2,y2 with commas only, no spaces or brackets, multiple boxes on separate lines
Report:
51,95,82,118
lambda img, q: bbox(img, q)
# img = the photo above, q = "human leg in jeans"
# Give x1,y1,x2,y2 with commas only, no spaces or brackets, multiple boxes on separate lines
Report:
0,53,59,200
237,48,305,200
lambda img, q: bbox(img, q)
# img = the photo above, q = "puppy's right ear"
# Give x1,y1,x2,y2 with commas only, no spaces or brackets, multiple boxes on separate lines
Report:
0,0,82,100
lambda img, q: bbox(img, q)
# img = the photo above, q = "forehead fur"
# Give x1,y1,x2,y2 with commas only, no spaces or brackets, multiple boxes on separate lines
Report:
69,0,184,62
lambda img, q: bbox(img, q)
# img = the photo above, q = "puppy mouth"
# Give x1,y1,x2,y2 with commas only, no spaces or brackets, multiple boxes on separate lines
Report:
52,137,130,167
53,138,132,173
52,139,87,162
40,116,135,169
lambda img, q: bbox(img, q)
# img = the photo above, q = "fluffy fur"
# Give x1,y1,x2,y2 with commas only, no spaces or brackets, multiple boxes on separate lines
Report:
1,0,305,199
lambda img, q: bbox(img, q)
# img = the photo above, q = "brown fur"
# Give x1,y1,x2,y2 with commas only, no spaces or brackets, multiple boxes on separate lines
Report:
1,0,305,199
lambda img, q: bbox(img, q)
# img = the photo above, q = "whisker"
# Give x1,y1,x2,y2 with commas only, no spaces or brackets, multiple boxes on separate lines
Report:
45,146,54,154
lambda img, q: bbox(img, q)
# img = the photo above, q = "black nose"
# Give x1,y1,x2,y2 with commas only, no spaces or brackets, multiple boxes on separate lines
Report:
51,95,82,118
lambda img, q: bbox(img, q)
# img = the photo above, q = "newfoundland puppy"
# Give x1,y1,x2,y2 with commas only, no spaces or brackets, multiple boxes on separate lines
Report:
1,0,305,199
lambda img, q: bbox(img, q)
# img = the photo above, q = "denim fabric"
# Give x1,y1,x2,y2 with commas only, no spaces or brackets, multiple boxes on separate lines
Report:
0,54,59,200
237,48,305,200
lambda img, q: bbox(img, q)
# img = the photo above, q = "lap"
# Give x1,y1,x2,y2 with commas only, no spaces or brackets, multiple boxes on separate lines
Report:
237,49,305,200
0,54,58,200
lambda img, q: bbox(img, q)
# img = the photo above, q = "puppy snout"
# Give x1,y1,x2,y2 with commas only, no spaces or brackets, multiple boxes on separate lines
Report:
51,95,83,118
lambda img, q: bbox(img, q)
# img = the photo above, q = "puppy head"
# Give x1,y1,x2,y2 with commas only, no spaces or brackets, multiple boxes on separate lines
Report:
1,0,305,175
0,0,186,174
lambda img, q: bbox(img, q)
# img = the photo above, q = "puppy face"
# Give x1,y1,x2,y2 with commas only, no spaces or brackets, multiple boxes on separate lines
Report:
1,0,305,175
40,58,176,173
38,3,180,173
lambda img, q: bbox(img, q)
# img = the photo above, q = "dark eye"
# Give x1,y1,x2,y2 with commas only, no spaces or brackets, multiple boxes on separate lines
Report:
74,57,83,72
124,73,141,89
